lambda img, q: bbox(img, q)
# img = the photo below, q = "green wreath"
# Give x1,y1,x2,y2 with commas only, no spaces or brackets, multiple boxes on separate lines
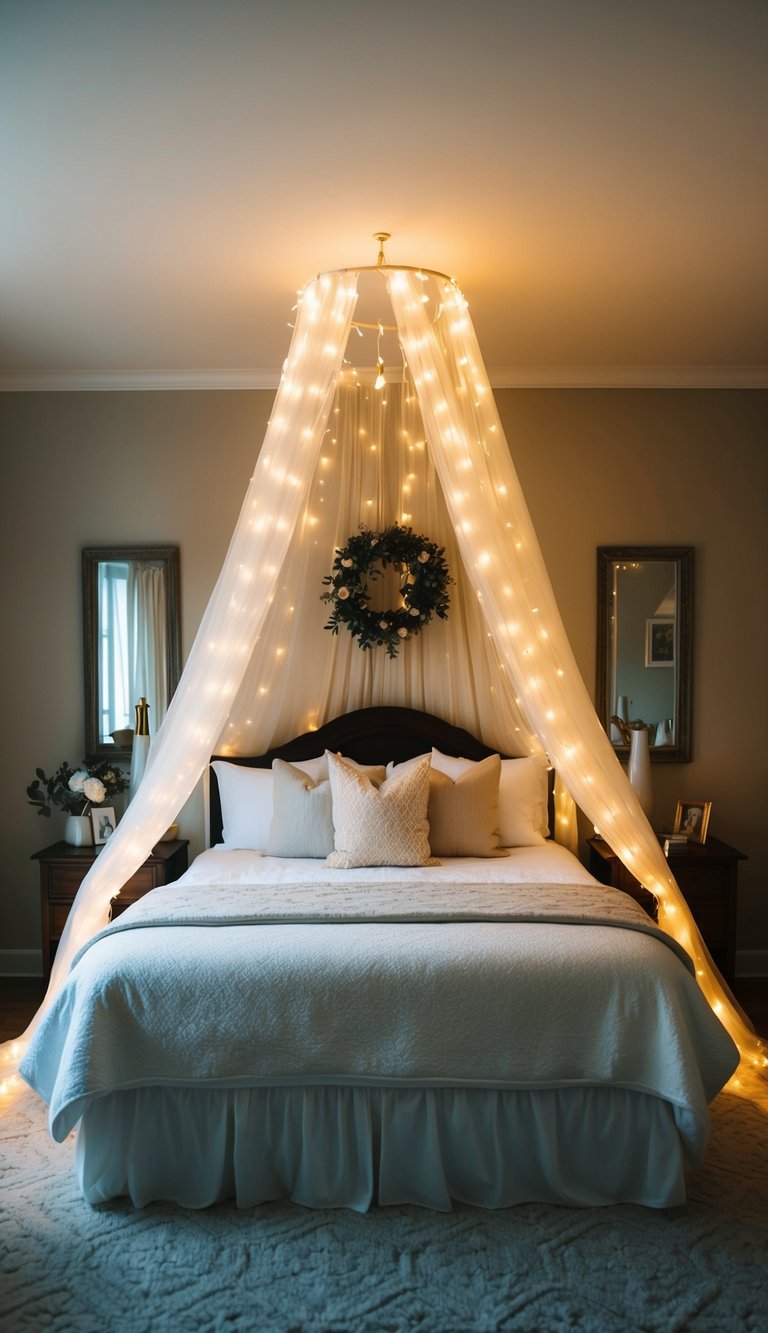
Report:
321,524,452,659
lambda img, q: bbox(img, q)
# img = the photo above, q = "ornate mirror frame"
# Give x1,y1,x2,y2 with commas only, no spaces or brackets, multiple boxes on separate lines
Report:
596,545,693,763
83,545,181,762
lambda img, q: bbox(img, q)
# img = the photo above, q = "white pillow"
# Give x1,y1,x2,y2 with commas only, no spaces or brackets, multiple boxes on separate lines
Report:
211,760,273,850
326,752,437,869
431,748,549,846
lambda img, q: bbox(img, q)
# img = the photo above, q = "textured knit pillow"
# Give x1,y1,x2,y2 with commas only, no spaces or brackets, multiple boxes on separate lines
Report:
266,759,335,858
387,753,507,857
326,752,437,869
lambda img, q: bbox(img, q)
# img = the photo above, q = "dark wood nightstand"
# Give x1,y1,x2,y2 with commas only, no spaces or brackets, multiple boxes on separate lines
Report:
32,839,189,980
587,835,745,985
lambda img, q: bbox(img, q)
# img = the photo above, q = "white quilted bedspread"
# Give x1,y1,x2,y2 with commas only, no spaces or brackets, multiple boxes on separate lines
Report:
21,863,739,1150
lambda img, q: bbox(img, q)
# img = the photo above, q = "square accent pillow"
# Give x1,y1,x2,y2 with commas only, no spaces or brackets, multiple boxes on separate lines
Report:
431,748,549,846
326,752,437,868
430,755,507,856
266,759,335,858
388,753,508,857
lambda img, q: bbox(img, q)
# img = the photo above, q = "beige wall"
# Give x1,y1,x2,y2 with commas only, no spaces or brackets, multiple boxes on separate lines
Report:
1,389,766,970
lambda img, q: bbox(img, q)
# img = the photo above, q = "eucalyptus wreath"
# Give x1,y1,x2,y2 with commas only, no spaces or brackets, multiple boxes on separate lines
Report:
321,524,452,659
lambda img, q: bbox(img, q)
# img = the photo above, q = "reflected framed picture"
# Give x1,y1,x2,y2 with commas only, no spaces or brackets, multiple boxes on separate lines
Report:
92,806,116,845
673,800,711,845
645,617,674,667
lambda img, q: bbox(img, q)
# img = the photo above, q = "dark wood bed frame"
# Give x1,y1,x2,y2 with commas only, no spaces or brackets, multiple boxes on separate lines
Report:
210,705,554,846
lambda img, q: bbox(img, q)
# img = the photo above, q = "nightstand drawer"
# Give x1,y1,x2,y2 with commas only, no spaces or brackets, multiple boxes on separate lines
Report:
46,863,92,900
690,899,728,948
677,865,727,899
123,866,157,896
50,903,72,938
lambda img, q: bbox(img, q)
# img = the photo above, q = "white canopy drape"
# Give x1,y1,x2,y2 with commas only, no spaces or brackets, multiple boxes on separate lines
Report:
2,266,763,1095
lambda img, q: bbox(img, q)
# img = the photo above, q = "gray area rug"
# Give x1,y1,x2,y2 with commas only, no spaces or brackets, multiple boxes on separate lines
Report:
1,1087,767,1332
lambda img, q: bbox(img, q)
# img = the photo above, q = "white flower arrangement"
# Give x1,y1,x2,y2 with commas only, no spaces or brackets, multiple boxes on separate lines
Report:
27,760,128,818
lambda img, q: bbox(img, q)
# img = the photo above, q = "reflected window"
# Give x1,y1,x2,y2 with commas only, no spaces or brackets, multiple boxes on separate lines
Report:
98,560,130,741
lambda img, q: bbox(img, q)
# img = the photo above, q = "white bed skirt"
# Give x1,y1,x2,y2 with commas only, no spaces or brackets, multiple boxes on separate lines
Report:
75,1083,691,1211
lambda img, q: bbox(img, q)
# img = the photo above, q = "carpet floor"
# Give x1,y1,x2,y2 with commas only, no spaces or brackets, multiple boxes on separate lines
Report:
1,1087,767,1333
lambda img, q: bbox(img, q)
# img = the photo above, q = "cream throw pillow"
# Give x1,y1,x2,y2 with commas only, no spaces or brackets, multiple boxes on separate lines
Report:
428,754,507,856
266,759,335,858
326,752,437,868
431,748,549,845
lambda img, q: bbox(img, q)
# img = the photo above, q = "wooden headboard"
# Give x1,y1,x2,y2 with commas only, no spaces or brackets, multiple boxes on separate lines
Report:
209,705,553,846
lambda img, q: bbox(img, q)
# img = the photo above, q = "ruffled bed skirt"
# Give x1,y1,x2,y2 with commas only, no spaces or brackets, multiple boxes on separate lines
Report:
75,1083,692,1210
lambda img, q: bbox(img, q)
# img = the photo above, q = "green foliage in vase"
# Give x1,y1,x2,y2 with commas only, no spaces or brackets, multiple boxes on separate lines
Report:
27,760,129,817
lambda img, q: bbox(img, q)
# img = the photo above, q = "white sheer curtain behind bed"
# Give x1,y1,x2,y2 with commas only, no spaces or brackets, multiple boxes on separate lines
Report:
222,369,541,762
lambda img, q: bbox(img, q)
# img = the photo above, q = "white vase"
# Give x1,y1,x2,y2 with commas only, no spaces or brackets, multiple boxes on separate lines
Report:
64,814,93,847
129,732,151,800
628,727,653,822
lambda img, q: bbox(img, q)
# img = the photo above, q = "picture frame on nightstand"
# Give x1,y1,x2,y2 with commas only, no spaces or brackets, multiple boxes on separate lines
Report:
673,799,712,845
91,806,116,844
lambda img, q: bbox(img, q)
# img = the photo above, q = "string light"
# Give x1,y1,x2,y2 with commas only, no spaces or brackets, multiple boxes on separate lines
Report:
371,320,387,390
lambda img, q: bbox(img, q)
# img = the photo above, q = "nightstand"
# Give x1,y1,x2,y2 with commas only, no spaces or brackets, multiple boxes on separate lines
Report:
587,835,745,985
32,839,189,980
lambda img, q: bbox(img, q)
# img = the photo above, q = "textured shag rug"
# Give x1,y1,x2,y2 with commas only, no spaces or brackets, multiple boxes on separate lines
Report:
1,1087,767,1332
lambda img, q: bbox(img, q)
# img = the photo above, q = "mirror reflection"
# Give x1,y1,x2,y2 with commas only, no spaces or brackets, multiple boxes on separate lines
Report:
83,546,181,761
597,546,693,763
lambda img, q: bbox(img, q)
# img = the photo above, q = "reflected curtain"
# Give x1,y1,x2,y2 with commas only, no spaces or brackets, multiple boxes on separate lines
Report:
127,561,168,733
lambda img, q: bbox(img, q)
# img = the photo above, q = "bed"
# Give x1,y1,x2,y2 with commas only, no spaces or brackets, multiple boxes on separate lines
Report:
21,707,739,1211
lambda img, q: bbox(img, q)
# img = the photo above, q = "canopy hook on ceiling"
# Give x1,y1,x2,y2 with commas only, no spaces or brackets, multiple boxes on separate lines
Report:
374,232,391,266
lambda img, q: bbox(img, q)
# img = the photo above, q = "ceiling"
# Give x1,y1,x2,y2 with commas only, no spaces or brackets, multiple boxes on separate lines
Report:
1,0,766,389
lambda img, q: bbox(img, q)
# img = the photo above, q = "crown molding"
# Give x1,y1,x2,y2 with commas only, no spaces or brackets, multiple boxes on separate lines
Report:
0,365,766,392
487,365,768,389
0,370,281,392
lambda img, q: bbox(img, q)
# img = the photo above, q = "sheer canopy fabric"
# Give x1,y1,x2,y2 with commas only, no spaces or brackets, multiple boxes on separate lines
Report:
2,266,762,1090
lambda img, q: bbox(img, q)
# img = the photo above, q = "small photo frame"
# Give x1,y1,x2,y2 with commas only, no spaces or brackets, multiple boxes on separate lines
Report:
92,806,116,845
673,800,712,845
645,617,675,667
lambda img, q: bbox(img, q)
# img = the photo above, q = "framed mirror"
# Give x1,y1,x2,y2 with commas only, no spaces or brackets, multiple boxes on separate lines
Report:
596,546,693,763
83,546,181,761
